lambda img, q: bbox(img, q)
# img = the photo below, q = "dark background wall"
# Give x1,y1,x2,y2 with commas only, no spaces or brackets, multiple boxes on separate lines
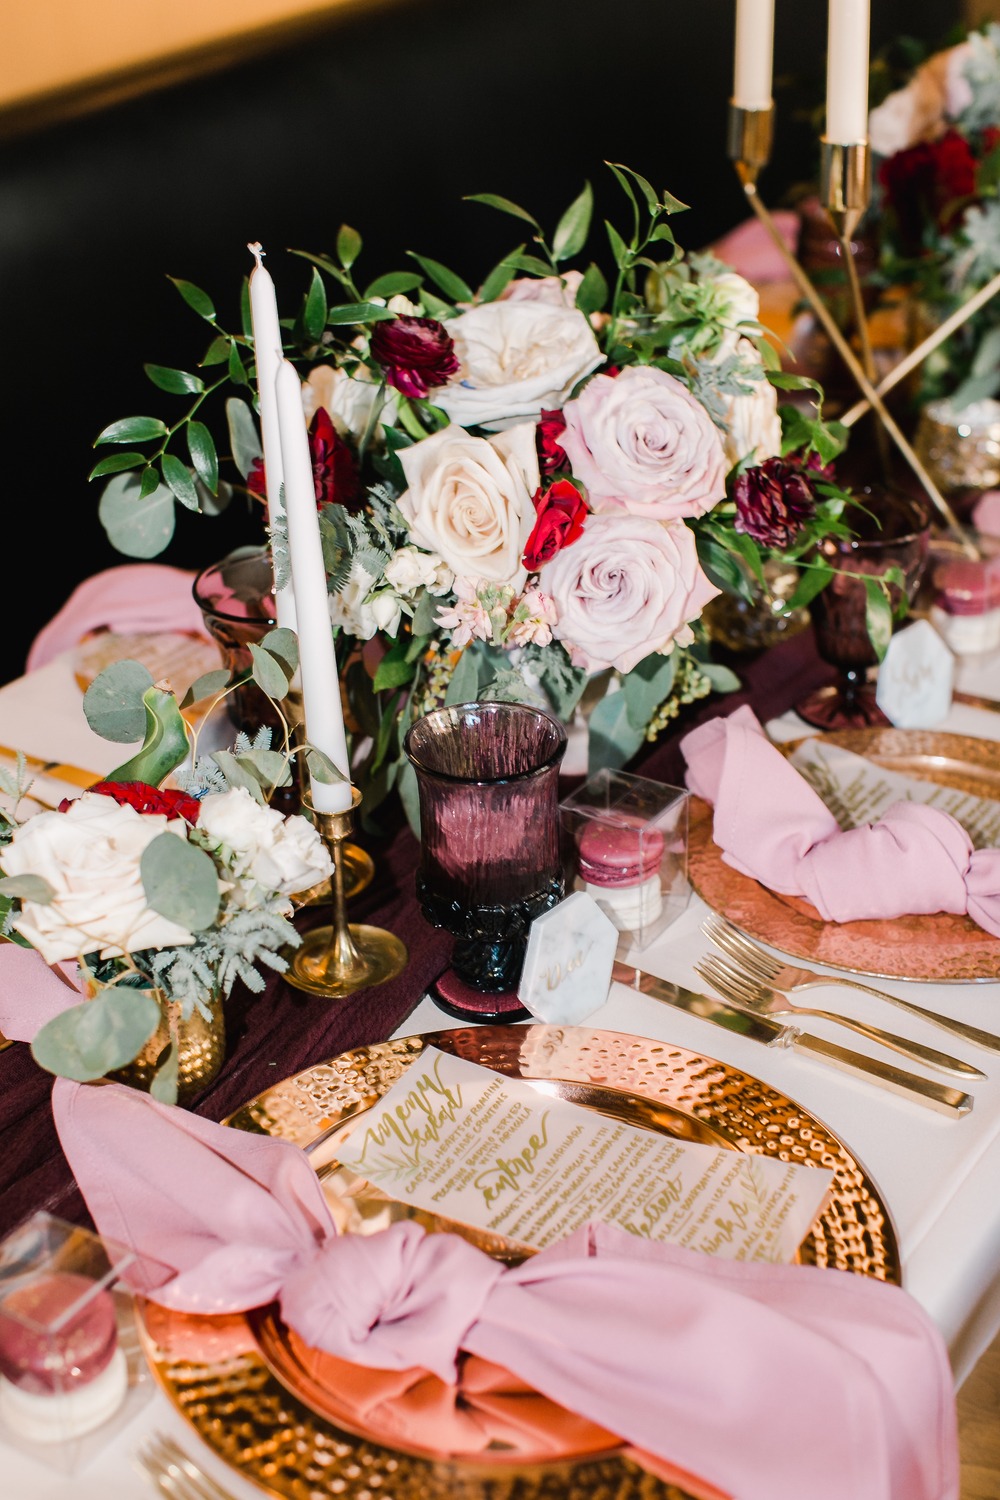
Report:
0,0,960,681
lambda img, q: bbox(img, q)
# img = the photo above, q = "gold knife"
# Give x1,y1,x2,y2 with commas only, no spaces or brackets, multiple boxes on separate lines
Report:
0,743,98,790
611,963,974,1117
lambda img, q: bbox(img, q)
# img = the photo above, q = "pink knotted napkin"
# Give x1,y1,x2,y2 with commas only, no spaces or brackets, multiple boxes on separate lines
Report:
26,563,209,672
681,706,1000,937
46,1075,958,1500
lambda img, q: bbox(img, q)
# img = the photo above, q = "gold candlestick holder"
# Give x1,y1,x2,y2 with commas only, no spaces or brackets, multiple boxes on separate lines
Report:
285,788,408,999
282,686,374,907
726,102,980,561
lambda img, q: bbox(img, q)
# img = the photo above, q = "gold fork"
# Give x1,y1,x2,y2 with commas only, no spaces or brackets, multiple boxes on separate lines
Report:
694,953,985,1079
136,1432,238,1500
701,912,1000,1055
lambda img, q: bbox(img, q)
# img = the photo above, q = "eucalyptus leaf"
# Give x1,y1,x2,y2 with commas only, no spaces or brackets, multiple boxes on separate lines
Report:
586,689,645,774
181,668,230,707
444,647,482,705
0,873,54,903
622,651,677,733
141,833,220,931
210,749,265,797
83,658,155,743
305,745,350,787
250,640,294,699
260,627,299,674
149,1041,179,1105
98,471,176,557
697,661,742,693
31,988,161,1082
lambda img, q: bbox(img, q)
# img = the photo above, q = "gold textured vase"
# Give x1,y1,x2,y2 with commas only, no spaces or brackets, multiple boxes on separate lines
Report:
110,989,226,1103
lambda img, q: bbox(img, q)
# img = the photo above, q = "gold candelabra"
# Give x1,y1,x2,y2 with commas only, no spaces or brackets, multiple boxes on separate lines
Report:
726,101,983,561
282,686,374,907
285,788,408,999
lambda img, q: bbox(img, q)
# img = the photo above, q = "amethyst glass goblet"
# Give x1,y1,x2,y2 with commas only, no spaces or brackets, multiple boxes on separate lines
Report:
403,701,568,1023
192,545,280,736
795,489,931,730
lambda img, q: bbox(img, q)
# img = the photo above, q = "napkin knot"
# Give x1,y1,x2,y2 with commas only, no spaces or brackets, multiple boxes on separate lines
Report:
281,1221,505,1383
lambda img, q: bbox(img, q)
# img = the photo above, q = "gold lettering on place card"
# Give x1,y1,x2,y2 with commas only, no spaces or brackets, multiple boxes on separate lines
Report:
335,1048,834,1264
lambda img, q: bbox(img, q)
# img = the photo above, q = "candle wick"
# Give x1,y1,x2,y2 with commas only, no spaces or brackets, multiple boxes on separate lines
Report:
248,241,265,267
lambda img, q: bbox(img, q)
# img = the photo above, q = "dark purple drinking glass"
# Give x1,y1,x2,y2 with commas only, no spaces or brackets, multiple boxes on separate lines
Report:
192,545,281,735
403,701,568,1022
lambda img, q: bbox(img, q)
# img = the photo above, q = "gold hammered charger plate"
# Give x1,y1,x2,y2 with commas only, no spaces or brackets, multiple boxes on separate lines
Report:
136,1024,900,1500
689,726,1000,983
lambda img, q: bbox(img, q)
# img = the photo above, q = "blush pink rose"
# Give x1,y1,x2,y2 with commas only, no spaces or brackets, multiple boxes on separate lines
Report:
559,365,728,521
537,512,720,674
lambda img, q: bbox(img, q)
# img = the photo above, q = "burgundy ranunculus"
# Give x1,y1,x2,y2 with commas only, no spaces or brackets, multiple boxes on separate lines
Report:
247,406,360,512
733,459,818,549
309,405,360,511
879,128,978,253
523,478,589,572
61,782,202,823
369,315,459,399
537,408,569,474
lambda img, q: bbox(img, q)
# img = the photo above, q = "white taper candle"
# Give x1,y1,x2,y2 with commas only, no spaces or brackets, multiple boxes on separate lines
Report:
732,0,775,110
825,0,870,144
274,357,353,813
247,243,297,633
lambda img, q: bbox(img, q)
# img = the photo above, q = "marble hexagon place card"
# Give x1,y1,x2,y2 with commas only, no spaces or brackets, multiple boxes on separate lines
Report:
518,891,618,1025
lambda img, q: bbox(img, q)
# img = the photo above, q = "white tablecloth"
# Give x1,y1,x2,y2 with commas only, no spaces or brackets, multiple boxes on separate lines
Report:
3,647,1000,1498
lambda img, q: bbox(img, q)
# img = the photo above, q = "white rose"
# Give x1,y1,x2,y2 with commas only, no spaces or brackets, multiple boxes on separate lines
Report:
303,361,398,443
1,793,195,963
329,560,377,639
431,301,603,430
197,788,332,899
499,271,584,307
715,340,783,468
710,270,761,330
397,421,539,588
383,545,453,596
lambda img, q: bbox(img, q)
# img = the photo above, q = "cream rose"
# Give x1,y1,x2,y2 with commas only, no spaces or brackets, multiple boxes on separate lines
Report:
499,271,584,308
397,421,539,588
538,513,720,674
196,788,332,900
715,340,783,468
303,360,398,442
560,365,728,520
0,793,195,963
431,301,603,430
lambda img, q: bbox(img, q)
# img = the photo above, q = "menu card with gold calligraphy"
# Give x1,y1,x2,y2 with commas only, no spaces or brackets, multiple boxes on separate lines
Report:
335,1048,834,1263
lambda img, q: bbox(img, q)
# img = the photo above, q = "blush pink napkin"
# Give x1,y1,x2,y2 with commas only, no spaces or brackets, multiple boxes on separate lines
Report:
706,211,800,283
47,1075,958,1500
681,706,1000,937
26,564,210,672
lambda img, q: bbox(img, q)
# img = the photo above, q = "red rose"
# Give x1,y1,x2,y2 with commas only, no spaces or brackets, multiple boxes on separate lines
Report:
61,782,202,823
537,408,569,474
247,407,359,511
369,315,459,399
879,129,978,253
522,479,588,572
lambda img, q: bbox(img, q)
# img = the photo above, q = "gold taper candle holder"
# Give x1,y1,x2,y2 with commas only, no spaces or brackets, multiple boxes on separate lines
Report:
285,788,408,999
283,687,374,907
726,102,774,185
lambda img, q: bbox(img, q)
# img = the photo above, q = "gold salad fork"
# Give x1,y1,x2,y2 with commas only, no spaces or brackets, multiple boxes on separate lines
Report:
701,913,1000,1055
136,1432,238,1500
693,953,985,1080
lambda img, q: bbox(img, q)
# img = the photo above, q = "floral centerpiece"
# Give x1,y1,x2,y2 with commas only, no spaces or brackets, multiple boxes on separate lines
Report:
91,163,857,827
0,640,334,1101
867,21,1000,409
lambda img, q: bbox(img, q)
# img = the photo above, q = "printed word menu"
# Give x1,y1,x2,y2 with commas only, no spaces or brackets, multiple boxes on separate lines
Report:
335,1047,833,1263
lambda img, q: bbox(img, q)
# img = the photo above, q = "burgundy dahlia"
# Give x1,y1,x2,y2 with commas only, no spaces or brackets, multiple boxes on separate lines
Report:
64,782,202,823
733,459,818,549
878,128,978,253
522,479,588,571
369,314,459,399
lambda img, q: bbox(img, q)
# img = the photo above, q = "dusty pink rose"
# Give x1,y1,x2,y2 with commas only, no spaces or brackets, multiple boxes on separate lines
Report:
537,513,720,674
499,271,584,307
559,365,727,520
